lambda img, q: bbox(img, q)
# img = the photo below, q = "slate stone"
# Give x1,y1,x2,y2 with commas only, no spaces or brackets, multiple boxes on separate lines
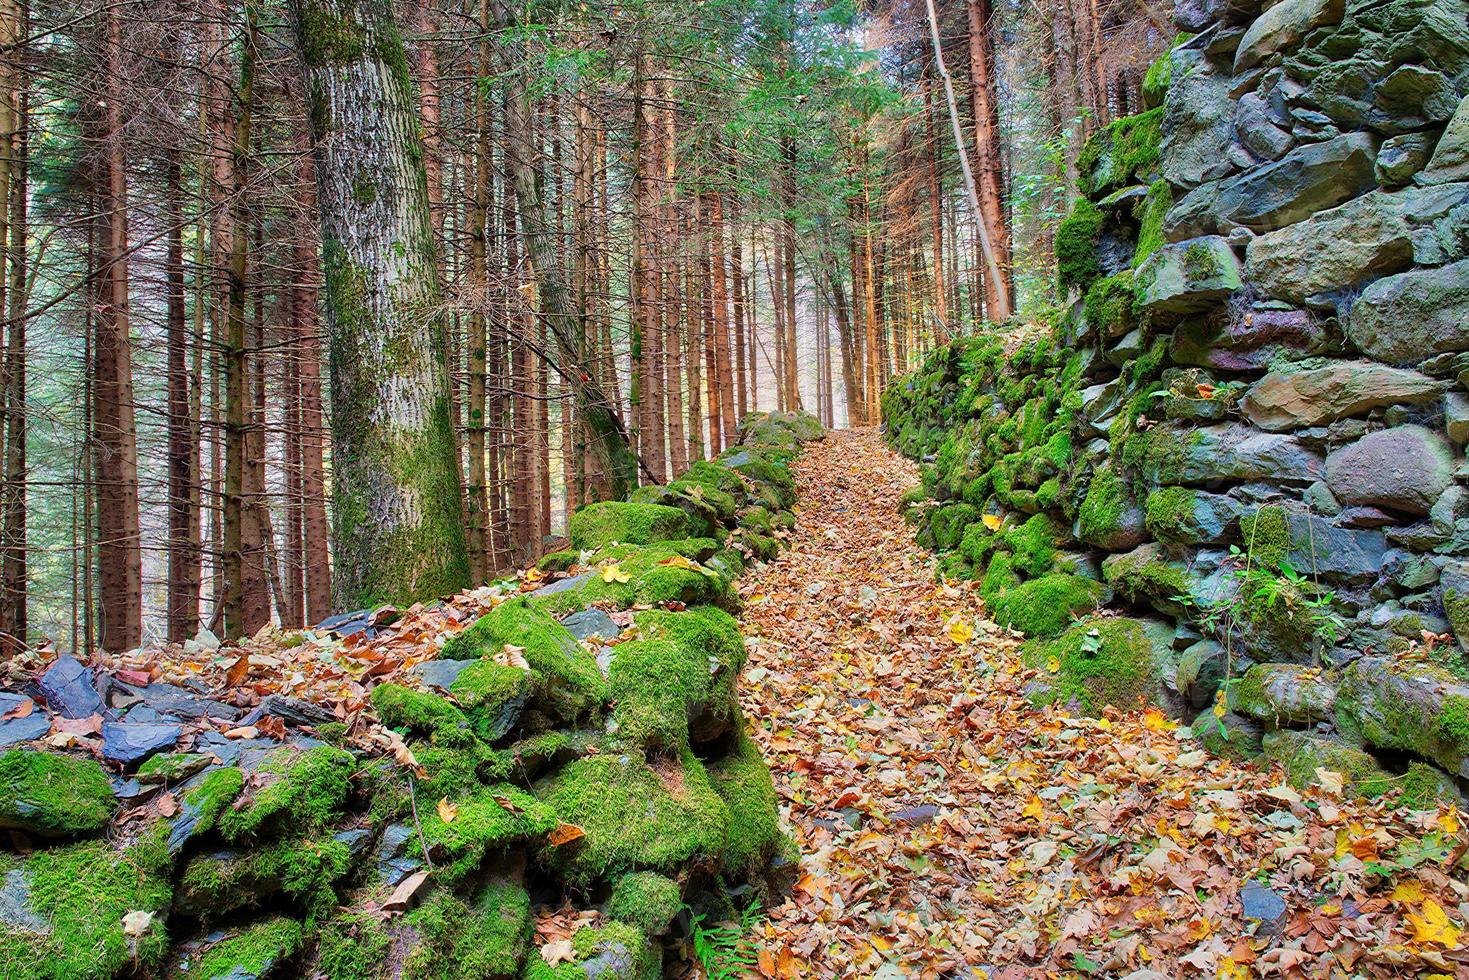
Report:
112,681,240,722
239,694,335,728
376,823,423,888
1161,56,1235,189
1240,880,1288,934
1214,132,1377,232
316,608,382,640
1151,490,1240,544
38,656,104,720
1234,0,1343,72
1240,361,1445,431
1375,132,1435,186
1326,425,1455,516
891,804,939,826
191,732,280,767
1234,92,1295,161
529,573,593,598
1160,424,1325,485
333,827,374,866
408,659,479,692
1280,511,1389,582
0,694,49,747
1170,306,1326,371
559,608,622,643
101,722,182,766
1134,237,1243,316
0,868,48,934
1420,95,1469,184
1173,639,1229,707
1445,392,1469,445
1346,259,1469,364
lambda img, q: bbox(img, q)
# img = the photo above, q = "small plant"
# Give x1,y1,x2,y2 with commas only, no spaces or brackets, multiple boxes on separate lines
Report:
689,899,763,980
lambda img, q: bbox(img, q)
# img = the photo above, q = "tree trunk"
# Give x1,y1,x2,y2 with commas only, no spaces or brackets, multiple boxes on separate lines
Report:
965,0,1013,319
289,0,470,608
165,139,196,641
709,191,736,444
1,0,25,649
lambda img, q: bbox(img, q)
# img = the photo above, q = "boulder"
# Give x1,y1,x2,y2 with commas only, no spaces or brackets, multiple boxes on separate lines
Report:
1173,638,1229,707
1262,730,1393,796
408,658,479,692
1346,259,1469,364
1214,132,1377,232
1240,361,1446,431
1245,183,1469,305
1441,560,1469,651
1134,237,1243,316
38,655,104,720
1444,392,1469,445
0,750,116,837
1419,95,1469,184
1234,92,1295,161
1144,487,1240,544
1371,66,1461,131
1325,425,1454,515
1161,57,1235,189
100,722,182,766
1374,132,1436,186
1337,656,1469,779
1170,306,1327,371
1232,663,1337,724
1277,509,1386,582
1151,424,1325,485
1234,0,1344,73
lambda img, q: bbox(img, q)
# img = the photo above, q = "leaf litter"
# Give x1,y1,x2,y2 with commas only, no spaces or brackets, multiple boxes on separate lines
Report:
737,429,1469,979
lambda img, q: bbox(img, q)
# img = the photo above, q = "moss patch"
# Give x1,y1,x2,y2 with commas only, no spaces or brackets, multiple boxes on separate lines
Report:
607,871,682,935
569,501,703,551
1056,198,1105,293
1022,616,1161,714
371,682,477,747
608,639,710,750
189,917,304,980
707,731,784,882
219,745,356,842
315,911,391,980
417,785,556,885
448,660,531,742
988,574,1106,639
0,750,116,837
400,879,531,980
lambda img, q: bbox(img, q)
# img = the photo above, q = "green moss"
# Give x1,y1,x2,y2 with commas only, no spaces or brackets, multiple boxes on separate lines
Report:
537,549,580,573
989,574,1106,639
607,872,682,935
959,520,997,566
190,917,304,980
1399,762,1456,809
1263,731,1393,799
1132,180,1173,268
411,741,509,802
1022,616,1160,714
1142,53,1172,107
1183,241,1218,284
1103,549,1189,608
1077,465,1129,547
1198,713,1264,762
608,639,709,750
1434,695,1469,753
522,922,660,980
633,606,745,737
0,750,116,837
316,911,391,980
530,542,734,617
1083,271,1137,339
0,838,173,978
929,502,978,552
537,749,728,886
178,835,353,921
401,880,531,980
219,745,356,842
1077,107,1165,198
441,598,607,720
707,731,784,882
1005,514,1061,578
1056,198,1104,293
417,784,556,885
174,766,245,842
979,551,1020,607
448,660,531,741
371,682,477,747
569,501,703,551
136,752,211,785
1144,486,1196,540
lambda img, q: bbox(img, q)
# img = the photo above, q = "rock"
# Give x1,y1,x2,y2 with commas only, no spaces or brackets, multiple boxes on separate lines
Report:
1232,663,1337,724
1199,710,1266,760
1174,639,1229,707
529,573,593,599
376,823,424,888
1337,656,1469,778
1245,183,1469,305
1234,0,1344,72
1163,179,1224,240
110,680,240,722
0,693,50,747
100,722,182,766
1146,488,1240,544
1156,424,1325,485
38,655,104,720
559,608,622,642
1372,66,1461,131
1375,132,1436,186
1346,259,1469,364
315,607,384,639
1161,57,1235,189
238,694,335,728
0,868,48,933
0,750,116,836
1134,237,1243,316
891,803,939,826
1104,327,1146,366
1262,730,1393,795
1170,306,1327,371
1277,509,1386,581
1445,392,1469,444
1440,560,1469,650
1240,361,1445,431
1240,880,1288,935
407,659,478,692
1325,425,1454,515
1214,132,1377,232
1420,95,1469,184
1234,92,1295,161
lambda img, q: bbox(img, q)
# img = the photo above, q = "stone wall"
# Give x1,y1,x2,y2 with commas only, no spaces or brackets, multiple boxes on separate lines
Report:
885,0,1469,806
0,411,821,980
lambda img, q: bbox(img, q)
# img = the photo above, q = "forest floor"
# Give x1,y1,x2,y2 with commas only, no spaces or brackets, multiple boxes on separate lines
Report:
736,430,1469,980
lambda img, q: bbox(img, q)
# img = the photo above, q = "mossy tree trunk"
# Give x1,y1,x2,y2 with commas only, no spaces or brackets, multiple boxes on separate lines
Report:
287,0,469,609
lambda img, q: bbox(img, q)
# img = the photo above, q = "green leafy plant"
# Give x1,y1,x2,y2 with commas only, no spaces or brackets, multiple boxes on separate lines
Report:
689,899,763,980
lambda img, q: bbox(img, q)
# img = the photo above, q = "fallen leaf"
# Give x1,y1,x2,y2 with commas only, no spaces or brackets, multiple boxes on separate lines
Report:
383,869,431,913
548,823,585,846
540,939,576,966
437,797,458,824
121,910,154,937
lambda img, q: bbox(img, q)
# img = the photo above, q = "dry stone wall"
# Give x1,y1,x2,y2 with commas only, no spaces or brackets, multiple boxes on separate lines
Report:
886,0,1469,808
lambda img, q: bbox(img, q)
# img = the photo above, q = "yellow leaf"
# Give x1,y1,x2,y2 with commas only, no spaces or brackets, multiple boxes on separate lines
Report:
1142,709,1176,732
1213,700,1227,718
981,513,1003,532
1046,656,1060,674
601,563,630,584
437,797,458,824
1021,794,1044,820
947,618,975,645
1218,956,1250,980
1406,898,1463,947
523,567,545,583
1391,880,1425,903
1438,805,1461,835
869,936,893,952
657,554,699,570
1315,767,1345,796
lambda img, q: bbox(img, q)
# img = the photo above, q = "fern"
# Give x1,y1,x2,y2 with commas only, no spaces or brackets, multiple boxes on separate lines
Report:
689,900,763,980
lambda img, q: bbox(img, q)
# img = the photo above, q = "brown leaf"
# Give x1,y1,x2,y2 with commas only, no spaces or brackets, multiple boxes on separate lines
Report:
548,823,585,847
382,869,431,913
224,655,251,687
1,697,33,720
52,713,102,736
437,797,458,824
155,792,178,818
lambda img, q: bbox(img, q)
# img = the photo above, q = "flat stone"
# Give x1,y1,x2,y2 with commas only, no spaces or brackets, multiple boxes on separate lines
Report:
1160,424,1325,485
1135,237,1243,316
559,609,622,643
1337,656,1469,778
1279,510,1387,581
0,694,49,747
0,869,47,934
1234,92,1295,161
315,608,383,640
376,823,424,888
891,804,939,826
408,659,478,692
1445,392,1469,444
1326,425,1455,516
1240,880,1288,934
1161,56,1235,189
1420,95,1469,184
1241,361,1445,431
1170,306,1326,371
100,722,182,766
1346,259,1469,365
1233,663,1337,724
111,681,240,722
1234,0,1343,73
529,573,593,598
39,656,104,720
1214,132,1377,232
238,694,335,728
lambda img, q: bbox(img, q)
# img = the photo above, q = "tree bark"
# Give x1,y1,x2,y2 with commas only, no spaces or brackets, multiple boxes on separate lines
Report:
965,0,1014,318
289,0,470,608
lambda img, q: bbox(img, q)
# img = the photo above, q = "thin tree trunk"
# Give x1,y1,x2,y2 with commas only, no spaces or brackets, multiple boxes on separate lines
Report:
165,139,196,641
965,0,1013,318
709,191,736,445
1,0,25,648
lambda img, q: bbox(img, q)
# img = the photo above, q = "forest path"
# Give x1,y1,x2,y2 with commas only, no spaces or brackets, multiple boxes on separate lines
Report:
735,430,1464,979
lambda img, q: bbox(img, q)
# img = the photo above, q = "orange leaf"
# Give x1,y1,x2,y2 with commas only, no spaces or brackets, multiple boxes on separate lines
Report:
437,797,459,824
548,823,586,846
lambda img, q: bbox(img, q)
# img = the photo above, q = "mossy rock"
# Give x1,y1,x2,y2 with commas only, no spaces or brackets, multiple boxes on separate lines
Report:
1022,616,1169,714
606,872,682,935
1240,505,1290,570
987,574,1106,639
1399,762,1462,809
706,731,785,886
607,639,713,751
400,879,531,980
569,501,704,551
1101,543,1192,614
1231,663,1337,726
1262,731,1394,799
632,606,745,741
137,752,212,786
1076,463,1146,552
177,834,356,920
628,485,724,536
740,409,823,444
448,660,532,742
1197,711,1265,762
180,916,305,980
529,544,735,618
371,683,477,748
1056,198,1105,293
442,598,607,721
536,750,727,886
218,745,356,842
0,750,116,838
314,911,391,980
1077,107,1164,198
417,785,556,885
0,837,173,978
521,921,660,980
1337,656,1469,777
714,448,797,509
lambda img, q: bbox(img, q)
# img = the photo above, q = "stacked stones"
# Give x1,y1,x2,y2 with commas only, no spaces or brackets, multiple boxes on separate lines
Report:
885,0,1469,806
0,410,821,980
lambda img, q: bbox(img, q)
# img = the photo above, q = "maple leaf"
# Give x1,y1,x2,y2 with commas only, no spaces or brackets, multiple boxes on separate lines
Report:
1141,708,1176,732
1021,794,1044,820
548,823,586,846
600,563,630,584
1437,805,1460,835
540,939,576,966
1314,767,1345,795
1406,898,1462,947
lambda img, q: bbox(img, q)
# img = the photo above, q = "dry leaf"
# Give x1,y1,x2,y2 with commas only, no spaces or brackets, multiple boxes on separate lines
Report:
540,939,576,966
383,870,431,913
548,823,585,846
437,797,459,824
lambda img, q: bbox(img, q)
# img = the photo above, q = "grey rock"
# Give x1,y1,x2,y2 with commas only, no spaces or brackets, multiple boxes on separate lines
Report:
408,659,478,692
529,573,593,598
38,655,104,720
1153,424,1324,485
1338,656,1469,779
1174,639,1229,707
1240,361,1445,431
1134,236,1243,316
1233,663,1337,724
1104,327,1146,366
315,607,384,640
1234,0,1344,73
376,823,423,888
239,694,335,728
1442,560,1469,650
0,694,49,747
559,608,621,642
0,869,47,934
1372,66,1461,130
1214,132,1378,232
111,681,240,722
333,827,374,865
1162,58,1236,189
1338,506,1397,529
1347,259,1469,364
1163,179,1224,240
1447,392,1469,444
1169,306,1327,371
1431,485,1469,534
1240,880,1288,934
1149,490,1240,544
1381,549,1440,590
1303,481,1340,516
100,722,182,766
1326,425,1455,515
1375,132,1436,186
1234,92,1295,161
1277,508,1387,582
1420,96,1469,184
